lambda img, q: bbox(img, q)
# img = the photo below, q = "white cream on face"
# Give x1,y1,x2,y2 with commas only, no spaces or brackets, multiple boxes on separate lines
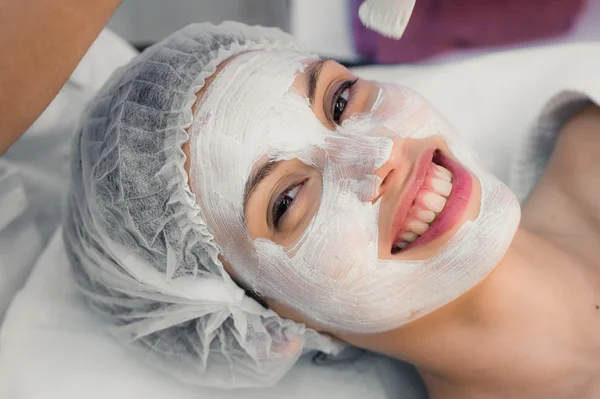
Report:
189,51,520,334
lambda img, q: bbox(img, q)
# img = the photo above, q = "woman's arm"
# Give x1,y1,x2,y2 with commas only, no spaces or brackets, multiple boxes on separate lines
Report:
0,0,122,154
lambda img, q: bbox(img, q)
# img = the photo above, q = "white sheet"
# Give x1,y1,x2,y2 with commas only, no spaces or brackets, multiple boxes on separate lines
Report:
3,41,600,399
0,161,43,322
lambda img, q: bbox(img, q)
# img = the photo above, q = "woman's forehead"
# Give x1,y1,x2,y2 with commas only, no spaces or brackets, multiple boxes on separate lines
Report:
191,54,243,115
192,51,320,112
185,52,326,190
188,50,326,184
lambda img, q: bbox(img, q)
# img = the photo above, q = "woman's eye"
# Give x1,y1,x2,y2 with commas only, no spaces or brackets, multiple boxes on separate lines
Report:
332,78,358,125
333,88,350,125
272,183,302,230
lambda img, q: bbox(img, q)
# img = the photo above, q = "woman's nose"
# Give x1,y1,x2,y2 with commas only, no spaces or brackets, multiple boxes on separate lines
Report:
371,138,407,203
371,136,445,203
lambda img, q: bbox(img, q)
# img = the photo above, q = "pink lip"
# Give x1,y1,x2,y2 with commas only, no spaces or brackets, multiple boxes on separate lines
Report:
388,148,436,250
389,150,473,253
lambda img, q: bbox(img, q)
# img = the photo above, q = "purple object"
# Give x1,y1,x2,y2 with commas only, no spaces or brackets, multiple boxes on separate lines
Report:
351,0,585,64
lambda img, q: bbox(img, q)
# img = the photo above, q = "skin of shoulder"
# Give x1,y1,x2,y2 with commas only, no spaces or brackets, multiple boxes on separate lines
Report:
550,103,600,231
521,103,600,249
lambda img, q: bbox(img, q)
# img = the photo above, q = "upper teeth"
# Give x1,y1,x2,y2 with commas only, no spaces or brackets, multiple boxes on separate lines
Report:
393,164,452,252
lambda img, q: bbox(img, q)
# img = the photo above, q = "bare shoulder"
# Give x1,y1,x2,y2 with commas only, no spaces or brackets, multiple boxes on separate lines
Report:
551,103,600,186
521,103,600,240
548,102,600,226
559,103,600,149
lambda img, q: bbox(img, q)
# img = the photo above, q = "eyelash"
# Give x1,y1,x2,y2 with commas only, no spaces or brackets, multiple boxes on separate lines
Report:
331,78,358,125
272,181,304,230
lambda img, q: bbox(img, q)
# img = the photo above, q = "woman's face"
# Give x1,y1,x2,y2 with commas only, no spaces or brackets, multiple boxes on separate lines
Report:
186,51,520,343
242,59,470,261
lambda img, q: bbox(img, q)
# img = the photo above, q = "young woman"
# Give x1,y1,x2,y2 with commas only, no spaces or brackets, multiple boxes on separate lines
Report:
64,22,600,398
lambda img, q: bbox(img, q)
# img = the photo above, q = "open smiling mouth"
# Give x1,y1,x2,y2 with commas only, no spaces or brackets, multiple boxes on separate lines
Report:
390,150,473,255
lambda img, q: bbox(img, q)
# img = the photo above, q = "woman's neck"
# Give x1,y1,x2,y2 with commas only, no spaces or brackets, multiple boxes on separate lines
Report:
402,227,600,398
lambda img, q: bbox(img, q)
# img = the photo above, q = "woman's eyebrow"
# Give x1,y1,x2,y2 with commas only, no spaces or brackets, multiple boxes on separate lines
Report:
306,58,329,105
243,159,283,210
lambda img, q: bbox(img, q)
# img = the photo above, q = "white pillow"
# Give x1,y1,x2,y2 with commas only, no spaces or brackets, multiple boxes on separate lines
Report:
0,162,44,322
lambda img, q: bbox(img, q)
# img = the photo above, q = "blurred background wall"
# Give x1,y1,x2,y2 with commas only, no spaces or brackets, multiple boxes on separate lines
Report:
107,0,290,46
106,0,600,65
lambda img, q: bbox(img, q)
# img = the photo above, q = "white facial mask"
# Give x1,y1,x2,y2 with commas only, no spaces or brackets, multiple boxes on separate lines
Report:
189,51,520,334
